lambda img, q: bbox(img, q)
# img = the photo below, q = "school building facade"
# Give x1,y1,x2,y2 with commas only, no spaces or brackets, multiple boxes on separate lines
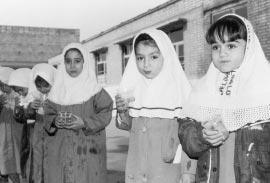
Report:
49,0,270,88
0,25,79,68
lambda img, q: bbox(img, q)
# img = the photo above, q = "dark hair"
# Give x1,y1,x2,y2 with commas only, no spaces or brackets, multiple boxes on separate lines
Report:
134,33,159,54
64,48,83,58
206,15,247,44
35,75,50,88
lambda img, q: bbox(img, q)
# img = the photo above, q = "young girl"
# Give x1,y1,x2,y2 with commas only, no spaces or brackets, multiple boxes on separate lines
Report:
8,68,31,183
44,43,113,183
0,67,23,183
14,63,55,183
179,14,270,182
115,29,196,183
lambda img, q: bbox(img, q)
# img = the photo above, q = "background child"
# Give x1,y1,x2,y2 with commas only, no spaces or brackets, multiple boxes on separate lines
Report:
115,29,196,183
14,63,55,183
44,43,113,183
0,67,23,183
179,14,270,182
7,68,31,183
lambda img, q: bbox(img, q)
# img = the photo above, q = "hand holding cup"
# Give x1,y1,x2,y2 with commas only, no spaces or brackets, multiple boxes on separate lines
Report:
202,115,229,146
115,88,135,113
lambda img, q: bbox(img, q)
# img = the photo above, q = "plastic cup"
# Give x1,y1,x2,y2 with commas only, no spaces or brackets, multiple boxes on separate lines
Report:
117,88,134,106
58,111,72,123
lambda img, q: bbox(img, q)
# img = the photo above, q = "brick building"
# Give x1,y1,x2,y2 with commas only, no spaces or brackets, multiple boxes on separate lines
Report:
49,0,270,87
0,25,79,68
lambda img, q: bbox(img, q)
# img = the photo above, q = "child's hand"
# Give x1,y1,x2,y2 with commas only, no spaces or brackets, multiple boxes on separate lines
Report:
202,128,225,146
64,114,85,130
115,94,135,113
30,99,42,110
202,118,229,146
54,116,66,129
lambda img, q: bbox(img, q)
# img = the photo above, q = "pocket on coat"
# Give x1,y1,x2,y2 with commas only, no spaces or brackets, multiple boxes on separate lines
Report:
161,120,179,163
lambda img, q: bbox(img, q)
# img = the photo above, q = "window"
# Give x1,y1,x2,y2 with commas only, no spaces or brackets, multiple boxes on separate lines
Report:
167,29,185,70
159,19,186,70
212,4,248,22
121,41,133,73
94,51,107,85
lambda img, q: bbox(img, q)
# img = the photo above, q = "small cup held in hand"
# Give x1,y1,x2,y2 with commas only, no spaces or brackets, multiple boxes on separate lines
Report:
58,111,72,124
116,88,135,113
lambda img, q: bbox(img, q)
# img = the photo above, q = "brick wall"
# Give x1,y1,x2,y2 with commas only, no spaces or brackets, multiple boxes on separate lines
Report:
82,0,270,86
248,0,270,60
0,26,80,68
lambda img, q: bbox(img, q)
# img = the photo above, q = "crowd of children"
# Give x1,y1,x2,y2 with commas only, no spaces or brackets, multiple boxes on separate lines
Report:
0,14,269,183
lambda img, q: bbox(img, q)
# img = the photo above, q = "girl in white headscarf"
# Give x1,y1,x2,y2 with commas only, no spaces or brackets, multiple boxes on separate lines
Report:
179,14,270,182
115,29,196,183
13,64,56,183
44,43,113,183
1,68,31,183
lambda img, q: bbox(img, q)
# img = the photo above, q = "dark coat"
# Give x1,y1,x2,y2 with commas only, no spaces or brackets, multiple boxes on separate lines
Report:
178,117,270,183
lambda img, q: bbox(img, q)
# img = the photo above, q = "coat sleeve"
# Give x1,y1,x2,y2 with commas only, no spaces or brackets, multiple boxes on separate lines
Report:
44,100,58,135
178,117,211,158
82,89,113,136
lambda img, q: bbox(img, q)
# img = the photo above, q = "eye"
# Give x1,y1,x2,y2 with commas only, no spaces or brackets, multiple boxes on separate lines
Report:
64,59,71,64
228,44,236,49
150,55,159,60
136,56,144,62
75,59,83,64
211,44,219,50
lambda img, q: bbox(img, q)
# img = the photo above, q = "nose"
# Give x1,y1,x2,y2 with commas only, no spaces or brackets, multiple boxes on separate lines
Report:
70,61,75,69
219,47,227,57
143,58,150,68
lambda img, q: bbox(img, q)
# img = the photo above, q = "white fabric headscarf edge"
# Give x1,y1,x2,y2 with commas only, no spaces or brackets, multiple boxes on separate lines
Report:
48,42,101,105
120,28,191,119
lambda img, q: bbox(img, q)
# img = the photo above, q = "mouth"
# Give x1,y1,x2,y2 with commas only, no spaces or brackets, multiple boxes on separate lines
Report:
143,70,151,75
220,60,230,63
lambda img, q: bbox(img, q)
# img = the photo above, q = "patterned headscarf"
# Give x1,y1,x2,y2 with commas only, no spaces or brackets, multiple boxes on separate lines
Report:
184,14,270,131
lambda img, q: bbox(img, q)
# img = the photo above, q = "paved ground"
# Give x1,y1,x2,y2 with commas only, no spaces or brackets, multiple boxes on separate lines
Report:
106,117,129,183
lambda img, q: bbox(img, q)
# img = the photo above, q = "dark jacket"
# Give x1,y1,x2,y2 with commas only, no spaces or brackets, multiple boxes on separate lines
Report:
178,117,270,183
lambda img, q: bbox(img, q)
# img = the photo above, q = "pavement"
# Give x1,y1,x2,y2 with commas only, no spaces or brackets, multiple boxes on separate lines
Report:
106,117,129,183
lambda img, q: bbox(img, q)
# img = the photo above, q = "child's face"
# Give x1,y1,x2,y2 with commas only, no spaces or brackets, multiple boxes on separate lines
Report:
12,86,28,96
211,34,246,73
37,85,51,94
64,50,84,78
0,81,11,94
135,42,164,79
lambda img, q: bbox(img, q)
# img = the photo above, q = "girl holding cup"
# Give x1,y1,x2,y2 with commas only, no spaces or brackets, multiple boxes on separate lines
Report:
179,14,270,182
17,63,56,183
115,29,196,183
44,43,113,183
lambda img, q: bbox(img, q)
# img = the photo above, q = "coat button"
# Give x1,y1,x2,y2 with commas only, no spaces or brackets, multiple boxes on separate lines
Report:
142,127,147,132
203,165,207,169
212,167,217,172
142,177,148,182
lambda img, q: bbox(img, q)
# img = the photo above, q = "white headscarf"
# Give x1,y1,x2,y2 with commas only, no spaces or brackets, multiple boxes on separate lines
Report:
8,68,31,108
26,63,56,102
184,14,270,131
0,67,14,84
48,43,101,105
119,29,191,119
8,68,31,88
